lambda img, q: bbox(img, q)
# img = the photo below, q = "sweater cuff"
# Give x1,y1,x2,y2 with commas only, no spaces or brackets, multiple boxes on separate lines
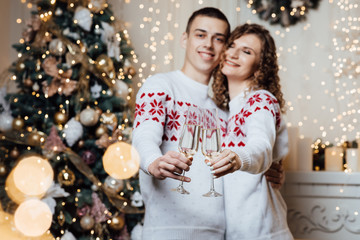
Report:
237,149,251,172
141,152,163,175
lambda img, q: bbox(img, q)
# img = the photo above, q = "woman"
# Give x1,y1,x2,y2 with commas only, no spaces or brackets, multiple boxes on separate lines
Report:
210,23,293,240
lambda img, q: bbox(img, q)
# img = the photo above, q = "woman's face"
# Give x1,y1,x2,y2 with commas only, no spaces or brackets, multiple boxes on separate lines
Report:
221,33,262,81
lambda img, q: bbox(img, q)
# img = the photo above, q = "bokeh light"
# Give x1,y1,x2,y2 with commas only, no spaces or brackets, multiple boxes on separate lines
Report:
103,141,140,179
14,199,52,237
13,155,53,196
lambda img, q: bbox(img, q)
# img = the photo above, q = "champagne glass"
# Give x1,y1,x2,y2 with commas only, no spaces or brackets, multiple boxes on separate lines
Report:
201,108,222,197
173,106,201,194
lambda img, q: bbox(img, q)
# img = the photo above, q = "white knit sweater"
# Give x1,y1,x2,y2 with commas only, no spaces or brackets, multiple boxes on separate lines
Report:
132,70,227,240
223,89,293,240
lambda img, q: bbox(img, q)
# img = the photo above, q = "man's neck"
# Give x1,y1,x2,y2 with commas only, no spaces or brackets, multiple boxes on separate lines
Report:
181,66,211,86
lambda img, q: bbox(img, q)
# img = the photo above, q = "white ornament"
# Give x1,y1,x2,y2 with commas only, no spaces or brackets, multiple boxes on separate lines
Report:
94,27,101,34
107,89,113,96
63,28,80,40
91,184,99,191
114,80,129,99
74,6,92,32
61,230,76,240
100,21,121,61
55,8,63,16
0,87,13,132
130,222,143,240
42,182,70,214
32,82,40,91
0,113,13,132
104,176,124,192
49,39,66,56
79,107,99,126
130,191,143,207
63,117,83,147
90,82,102,99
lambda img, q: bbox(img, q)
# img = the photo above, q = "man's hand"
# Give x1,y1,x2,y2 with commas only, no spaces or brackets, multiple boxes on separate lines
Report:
147,151,192,182
265,160,285,189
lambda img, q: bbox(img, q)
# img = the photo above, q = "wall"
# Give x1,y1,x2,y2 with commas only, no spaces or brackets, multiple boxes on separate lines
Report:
0,0,31,91
114,0,359,145
1,0,359,145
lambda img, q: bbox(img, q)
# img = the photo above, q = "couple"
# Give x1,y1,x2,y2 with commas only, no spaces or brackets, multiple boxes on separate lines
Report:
132,7,293,240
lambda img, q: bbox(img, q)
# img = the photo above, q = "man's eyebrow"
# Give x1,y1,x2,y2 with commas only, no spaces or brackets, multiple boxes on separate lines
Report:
194,28,226,37
194,28,206,33
214,33,226,37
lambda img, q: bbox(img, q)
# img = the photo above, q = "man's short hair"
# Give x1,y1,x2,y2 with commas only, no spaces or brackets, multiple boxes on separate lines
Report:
185,7,230,38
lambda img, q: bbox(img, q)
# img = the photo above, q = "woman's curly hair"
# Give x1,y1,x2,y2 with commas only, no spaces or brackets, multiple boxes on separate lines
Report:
212,23,286,113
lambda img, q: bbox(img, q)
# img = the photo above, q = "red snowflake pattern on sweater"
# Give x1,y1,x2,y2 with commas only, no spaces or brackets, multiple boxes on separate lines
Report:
149,99,164,116
167,110,181,131
223,91,281,148
134,102,146,119
134,92,190,142
134,92,227,143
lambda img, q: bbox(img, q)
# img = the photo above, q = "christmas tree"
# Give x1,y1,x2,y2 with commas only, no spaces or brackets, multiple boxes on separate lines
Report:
0,0,144,239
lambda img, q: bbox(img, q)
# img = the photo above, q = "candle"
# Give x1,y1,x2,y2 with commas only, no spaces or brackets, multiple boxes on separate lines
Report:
297,137,313,171
284,126,299,171
346,148,359,172
325,147,343,171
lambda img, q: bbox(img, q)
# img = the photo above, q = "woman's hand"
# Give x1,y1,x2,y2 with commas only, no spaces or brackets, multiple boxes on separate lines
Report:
209,149,241,178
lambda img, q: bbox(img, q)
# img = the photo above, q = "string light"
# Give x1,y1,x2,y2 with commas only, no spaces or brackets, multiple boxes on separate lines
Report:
12,0,357,150
327,0,360,143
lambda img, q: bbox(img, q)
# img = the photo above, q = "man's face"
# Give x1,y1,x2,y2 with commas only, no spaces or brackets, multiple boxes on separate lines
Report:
182,16,228,77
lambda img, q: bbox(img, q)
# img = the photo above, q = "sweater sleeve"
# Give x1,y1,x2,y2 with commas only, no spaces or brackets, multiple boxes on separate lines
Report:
230,92,280,174
132,76,172,175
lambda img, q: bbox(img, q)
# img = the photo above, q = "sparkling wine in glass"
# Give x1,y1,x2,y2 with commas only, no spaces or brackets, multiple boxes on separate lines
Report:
173,106,201,194
201,108,222,197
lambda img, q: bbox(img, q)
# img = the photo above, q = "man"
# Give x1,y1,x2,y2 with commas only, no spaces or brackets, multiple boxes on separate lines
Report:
132,7,283,240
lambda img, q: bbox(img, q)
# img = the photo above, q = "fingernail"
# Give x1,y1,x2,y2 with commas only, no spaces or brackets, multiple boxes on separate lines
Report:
210,170,215,174
209,166,214,170
212,175,217,179
206,162,211,166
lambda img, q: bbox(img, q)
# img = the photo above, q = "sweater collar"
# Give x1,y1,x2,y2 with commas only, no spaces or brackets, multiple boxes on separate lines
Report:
176,70,209,91
229,88,250,110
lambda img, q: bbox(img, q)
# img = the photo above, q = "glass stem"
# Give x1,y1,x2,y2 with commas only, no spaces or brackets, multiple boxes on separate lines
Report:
180,171,186,186
210,172,215,191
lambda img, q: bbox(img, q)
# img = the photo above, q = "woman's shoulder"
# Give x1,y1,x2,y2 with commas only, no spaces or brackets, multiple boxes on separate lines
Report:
246,89,278,104
248,89,275,98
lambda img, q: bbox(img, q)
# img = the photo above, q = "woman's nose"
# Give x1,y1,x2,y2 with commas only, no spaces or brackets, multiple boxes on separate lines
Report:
227,50,238,59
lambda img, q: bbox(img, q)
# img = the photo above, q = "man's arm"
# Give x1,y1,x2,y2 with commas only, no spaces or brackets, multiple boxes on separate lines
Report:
264,160,285,189
132,76,192,181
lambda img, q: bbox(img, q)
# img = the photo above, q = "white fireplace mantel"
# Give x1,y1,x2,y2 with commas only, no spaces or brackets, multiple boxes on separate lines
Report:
282,171,360,240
